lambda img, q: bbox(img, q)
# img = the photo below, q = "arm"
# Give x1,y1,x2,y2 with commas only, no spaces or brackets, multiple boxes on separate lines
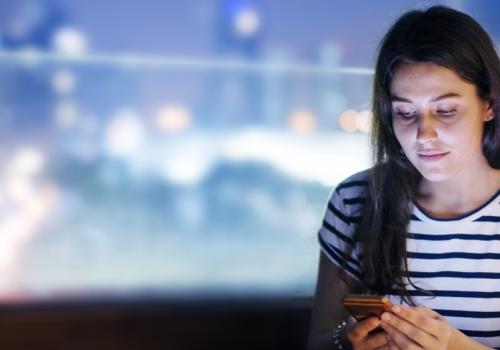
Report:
307,251,356,350
309,176,387,349
452,330,495,350
454,330,492,350
307,252,387,350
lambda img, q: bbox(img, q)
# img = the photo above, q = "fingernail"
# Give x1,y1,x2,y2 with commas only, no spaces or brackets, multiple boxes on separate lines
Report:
392,306,401,313
381,312,391,321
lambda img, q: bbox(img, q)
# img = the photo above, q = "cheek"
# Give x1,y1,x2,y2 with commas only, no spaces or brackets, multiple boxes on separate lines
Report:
441,119,483,148
393,125,415,149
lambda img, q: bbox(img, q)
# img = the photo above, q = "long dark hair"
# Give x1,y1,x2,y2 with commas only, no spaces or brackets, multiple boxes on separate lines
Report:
350,6,500,303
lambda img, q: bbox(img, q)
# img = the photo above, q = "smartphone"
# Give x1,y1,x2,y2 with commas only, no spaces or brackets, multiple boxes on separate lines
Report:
341,294,393,321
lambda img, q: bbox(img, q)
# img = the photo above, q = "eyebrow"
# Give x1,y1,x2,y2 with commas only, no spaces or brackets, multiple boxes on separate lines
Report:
390,92,462,103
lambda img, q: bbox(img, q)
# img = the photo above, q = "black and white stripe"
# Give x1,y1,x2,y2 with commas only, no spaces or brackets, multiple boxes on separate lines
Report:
318,169,500,347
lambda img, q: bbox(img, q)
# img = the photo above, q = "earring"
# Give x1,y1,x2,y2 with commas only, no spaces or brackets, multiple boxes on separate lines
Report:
487,114,495,121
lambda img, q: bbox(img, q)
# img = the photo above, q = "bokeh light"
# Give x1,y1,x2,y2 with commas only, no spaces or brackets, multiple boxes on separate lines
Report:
105,110,145,157
155,105,192,133
7,148,45,179
52,27,88,55
52,69,76,94
234,8,260,37
339,109,358,133
356,110,372,133
288,109,317,133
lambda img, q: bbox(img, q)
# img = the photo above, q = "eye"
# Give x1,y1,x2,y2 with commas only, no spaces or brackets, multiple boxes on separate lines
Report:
436,109,457,117
395,110,417,119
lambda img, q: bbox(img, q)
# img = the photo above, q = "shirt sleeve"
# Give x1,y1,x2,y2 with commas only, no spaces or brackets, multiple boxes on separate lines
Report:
318,187,363,281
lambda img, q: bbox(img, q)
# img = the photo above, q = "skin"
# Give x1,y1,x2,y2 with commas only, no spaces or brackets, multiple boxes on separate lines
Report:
379,304,493,350
390,62,500,218
379,62,500,349
380,305,454,350
345,317,391,349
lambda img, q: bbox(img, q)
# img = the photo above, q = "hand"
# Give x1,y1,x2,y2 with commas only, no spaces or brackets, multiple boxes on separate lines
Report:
380,305,456,350
346,316,392,349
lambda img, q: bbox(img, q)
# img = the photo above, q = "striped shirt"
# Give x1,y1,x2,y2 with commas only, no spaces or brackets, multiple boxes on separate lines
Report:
318,169,500,348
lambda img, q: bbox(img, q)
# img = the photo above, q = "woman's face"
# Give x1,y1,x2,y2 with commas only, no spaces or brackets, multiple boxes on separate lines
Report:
390,62,492,182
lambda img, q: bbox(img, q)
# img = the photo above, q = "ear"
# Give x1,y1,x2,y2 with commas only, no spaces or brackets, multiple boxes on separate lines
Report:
483,99,495,122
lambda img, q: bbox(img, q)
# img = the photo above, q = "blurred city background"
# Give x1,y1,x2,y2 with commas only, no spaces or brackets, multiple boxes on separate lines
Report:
0,0,498,301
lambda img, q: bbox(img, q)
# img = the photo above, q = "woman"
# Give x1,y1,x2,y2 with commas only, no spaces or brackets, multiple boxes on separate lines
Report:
308,5,500,350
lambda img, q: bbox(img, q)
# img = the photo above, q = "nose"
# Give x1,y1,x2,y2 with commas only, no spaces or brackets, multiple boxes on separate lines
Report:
416,114,438,144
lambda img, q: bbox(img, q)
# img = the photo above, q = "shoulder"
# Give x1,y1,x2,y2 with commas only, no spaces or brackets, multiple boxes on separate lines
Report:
318,170,370,280
322,168,371,225
330,168,371,205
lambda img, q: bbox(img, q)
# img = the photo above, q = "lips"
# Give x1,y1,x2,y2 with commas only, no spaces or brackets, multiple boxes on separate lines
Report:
418,151,449,161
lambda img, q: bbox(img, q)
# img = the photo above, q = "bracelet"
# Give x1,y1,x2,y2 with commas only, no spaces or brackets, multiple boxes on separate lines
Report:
332,321,347,349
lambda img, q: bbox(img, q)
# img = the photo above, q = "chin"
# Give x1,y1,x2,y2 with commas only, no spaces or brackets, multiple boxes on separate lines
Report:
409,161,451,182
418,169,453,182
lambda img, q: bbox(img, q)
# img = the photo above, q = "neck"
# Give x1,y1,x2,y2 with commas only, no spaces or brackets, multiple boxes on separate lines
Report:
417,160,500,218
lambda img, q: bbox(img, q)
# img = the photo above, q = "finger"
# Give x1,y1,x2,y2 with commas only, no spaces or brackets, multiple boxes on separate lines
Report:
381,318,422,350
387,334,401,350
375,338,401,350
373,334,399,350
382,310,433,348
375,334,401,350
346,317,381,343
366,331,389,348
391,305,444,339
413,305,442,319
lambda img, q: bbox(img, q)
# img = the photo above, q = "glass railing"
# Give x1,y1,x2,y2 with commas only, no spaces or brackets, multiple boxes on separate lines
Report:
0,49,372,301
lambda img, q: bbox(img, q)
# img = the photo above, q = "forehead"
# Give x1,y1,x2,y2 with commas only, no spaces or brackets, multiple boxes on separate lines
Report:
389,62,477,99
